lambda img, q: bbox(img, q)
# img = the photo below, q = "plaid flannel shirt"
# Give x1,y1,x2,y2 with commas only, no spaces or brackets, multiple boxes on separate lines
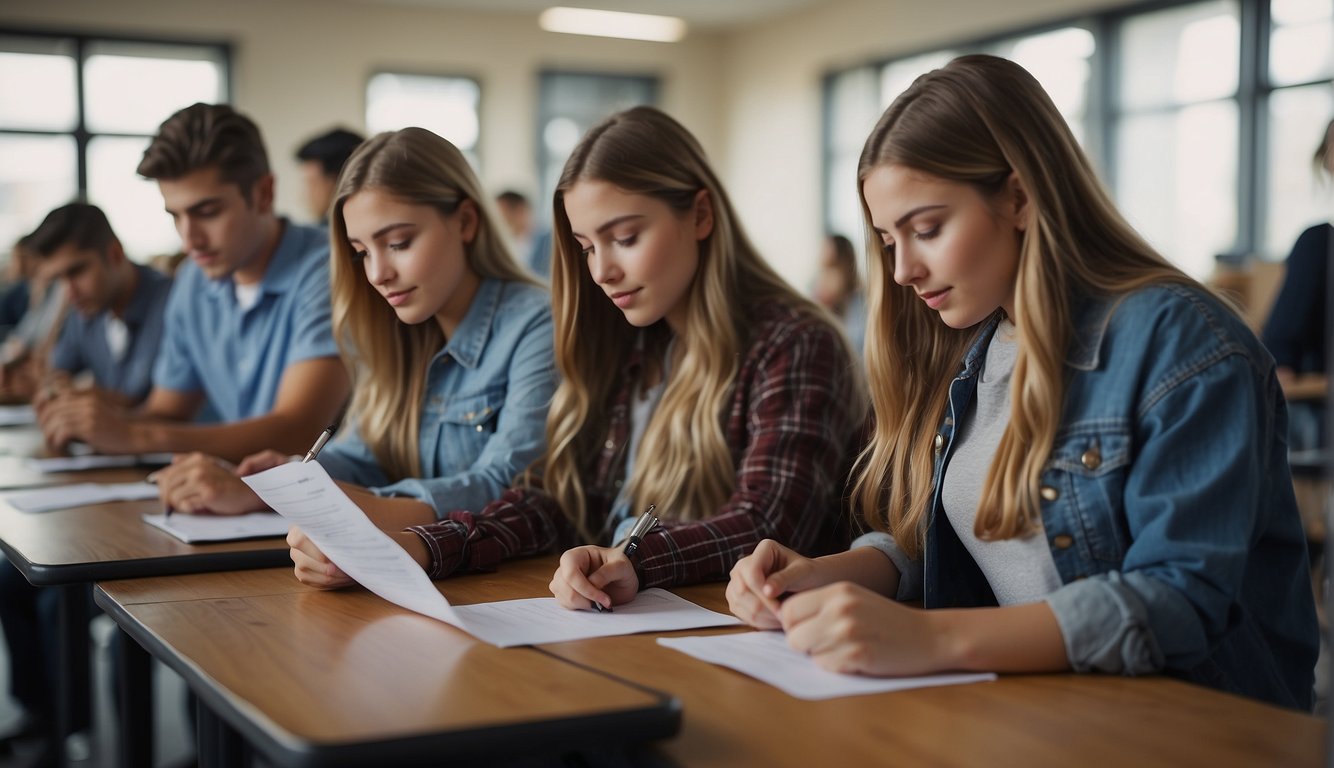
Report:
406,302,863,589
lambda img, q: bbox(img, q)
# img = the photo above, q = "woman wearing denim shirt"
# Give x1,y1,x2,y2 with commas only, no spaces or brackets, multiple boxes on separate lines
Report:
728,55,1318,710
155,128,555,530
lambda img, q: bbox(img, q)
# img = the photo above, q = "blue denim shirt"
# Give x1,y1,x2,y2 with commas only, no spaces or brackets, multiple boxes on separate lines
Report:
856,283,1318,709
316,278,556,517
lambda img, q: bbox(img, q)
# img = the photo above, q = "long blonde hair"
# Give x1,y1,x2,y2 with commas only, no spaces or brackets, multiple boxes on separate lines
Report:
853,55,1198,558
545,106,828,541
330,127,537,480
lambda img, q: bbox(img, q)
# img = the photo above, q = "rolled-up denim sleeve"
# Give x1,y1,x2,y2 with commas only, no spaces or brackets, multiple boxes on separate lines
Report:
1046,352,1273,675
315,424,390,488
850,531,923,602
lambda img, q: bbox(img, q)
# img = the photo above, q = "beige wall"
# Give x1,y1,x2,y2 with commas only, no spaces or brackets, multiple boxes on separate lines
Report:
0,0,727,225
1,0,1147,286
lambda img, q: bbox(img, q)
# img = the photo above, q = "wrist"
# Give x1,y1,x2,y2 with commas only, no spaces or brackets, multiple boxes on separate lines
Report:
928,609,975,670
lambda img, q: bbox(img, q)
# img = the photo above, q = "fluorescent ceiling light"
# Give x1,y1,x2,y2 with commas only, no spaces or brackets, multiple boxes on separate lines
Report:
539,7,687,43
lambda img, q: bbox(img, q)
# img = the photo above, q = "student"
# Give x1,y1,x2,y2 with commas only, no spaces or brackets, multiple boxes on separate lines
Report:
38,103,350,462
289,107,864,607
727,55,1318,710
1261,117,1334,449
28,202,172,410
812,233,867,359
295,127,365,225
0,235,67,402
153,127,556,528
495,189,554,278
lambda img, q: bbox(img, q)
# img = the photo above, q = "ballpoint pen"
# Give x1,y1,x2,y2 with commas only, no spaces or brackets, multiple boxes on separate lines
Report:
593,504,657,613
302,425,337,463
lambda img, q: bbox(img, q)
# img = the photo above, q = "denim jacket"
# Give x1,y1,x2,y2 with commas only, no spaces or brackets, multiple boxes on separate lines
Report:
856,283,1318,709
317,278,557,516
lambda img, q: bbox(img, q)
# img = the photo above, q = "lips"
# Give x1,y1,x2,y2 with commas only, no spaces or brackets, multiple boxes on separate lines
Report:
384,287,416,307
919,288,950,310
609,288,642,309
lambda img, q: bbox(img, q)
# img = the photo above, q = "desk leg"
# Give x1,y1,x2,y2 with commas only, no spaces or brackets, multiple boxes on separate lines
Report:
116,629,153,768
197,700,245,768
55,584,90,768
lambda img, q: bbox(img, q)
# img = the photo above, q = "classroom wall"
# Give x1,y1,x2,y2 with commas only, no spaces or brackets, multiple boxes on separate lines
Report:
716,0,1140,289
0,0,727,228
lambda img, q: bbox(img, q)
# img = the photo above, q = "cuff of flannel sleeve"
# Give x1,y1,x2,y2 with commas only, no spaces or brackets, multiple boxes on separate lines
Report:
404,519,470,579
850,531,922,602
1045,572,1166,676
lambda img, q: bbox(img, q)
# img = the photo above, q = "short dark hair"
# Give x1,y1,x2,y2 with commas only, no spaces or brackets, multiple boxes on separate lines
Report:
137,103,271,200
28,203,118,259
496,190,530,208
295,128,365,177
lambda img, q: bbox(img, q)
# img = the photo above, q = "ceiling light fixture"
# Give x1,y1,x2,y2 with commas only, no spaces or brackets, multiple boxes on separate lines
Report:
539,6,687,43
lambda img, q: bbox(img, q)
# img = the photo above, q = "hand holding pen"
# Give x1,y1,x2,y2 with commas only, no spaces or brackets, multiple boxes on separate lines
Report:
547,504,658,612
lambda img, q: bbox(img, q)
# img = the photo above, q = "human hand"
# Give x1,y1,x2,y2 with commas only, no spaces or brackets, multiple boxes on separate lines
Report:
151,452,261,515
549,545,641,611
726,539,832,630
39,391,134,452
288,526,354,589
781,582,948,677
236,449,296,476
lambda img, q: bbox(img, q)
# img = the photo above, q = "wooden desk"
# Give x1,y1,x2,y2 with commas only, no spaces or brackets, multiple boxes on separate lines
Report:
538,582,1328,768
96,560,679,768
0,490,291,767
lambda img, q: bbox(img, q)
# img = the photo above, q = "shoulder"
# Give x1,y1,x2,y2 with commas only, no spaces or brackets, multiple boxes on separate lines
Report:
495,280,551,319
743,300,852,376
1287,223,1332,263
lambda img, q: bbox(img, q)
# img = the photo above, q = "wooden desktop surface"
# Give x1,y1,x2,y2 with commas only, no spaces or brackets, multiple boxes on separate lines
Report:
100,558,1328,767
96,560,678,767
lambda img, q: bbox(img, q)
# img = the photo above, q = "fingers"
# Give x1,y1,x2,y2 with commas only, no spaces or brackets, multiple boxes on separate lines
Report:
287,526,350,588
236,450,289,476
725,573,783,630
549,547,609,611
153,453,254,515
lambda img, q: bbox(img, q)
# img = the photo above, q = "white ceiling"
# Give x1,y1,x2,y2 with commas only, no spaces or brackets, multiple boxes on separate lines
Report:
332,0,829,30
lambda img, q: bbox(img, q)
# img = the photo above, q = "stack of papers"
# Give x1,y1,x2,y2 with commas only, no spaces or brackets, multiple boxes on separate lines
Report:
658,631,996,699
27,453,174,473
142,512,292,543
2,482,160,513
0,405,36,427
242,461,740,647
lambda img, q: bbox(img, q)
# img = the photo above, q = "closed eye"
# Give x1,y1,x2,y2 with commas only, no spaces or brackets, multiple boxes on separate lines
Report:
389,239,412,252
914,227,939,241
614,234,638,248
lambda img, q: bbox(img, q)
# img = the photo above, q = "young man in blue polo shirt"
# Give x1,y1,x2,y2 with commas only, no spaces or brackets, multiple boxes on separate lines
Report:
38,103,349,462
28,202,172,409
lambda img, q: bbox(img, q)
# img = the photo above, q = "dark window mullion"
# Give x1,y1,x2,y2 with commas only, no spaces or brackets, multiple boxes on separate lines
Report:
1236,0,1266,257
73,35,88,199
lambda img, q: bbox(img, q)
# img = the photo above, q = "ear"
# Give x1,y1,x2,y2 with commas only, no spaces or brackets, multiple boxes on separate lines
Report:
250,174,276,215
1006,172,1031,232
692,189,715,241
105,239,126,265
457,199,480,245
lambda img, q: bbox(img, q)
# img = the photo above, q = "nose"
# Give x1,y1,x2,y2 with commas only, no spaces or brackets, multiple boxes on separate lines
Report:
178,216,206,251
586,245,621,286
363,248,395,286
891,245,924,287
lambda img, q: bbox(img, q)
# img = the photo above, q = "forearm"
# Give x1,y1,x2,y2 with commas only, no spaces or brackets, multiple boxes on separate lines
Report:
128,412,331,463
815,547,901,597
340,484,436,530
933,602,1070,673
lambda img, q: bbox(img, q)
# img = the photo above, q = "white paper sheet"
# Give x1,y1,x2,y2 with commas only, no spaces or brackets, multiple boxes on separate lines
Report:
26,453,174,473
658,631,996,700
3,481,160,513
242,461,742,646
141,512,291,543
0,405,35,426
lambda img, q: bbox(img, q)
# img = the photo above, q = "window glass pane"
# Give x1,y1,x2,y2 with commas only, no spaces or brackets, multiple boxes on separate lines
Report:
1265,84,1334,258
0,37,77,131
87,136,181,262
1115,100,1238,279
1270,0,1333,85
880,51,956,108
0,134,78,264
84,42,226,134
1118,1,1240,110
536,73,657,221
826,67,880,259
366,73,480,166
990,27,1095,144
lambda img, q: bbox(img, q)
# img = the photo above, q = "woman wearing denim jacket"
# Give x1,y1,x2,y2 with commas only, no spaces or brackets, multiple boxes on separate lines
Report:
727,55,1318,710
154,128,556,529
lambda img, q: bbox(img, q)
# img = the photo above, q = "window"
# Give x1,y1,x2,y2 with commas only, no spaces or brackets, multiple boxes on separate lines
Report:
536,71,659,221
0,32,229,263
821,0,1334,280
366,72,481,169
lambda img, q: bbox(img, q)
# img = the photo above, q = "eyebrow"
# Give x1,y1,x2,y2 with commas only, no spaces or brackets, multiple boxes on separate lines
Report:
571,214,645,239
873,204,948,234
165,196,224,217
349,222,414,245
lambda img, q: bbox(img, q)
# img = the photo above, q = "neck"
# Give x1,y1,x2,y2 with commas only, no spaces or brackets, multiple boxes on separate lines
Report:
233,216,284,286
108,262,139,319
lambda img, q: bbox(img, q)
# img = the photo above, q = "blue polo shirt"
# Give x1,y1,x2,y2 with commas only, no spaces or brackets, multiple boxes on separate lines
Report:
152,220,337,421
49,264,173,405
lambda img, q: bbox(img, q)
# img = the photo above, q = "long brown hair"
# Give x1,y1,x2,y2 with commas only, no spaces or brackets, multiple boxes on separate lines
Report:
853,55,1197,558
330,127,537,480
545,106,834,541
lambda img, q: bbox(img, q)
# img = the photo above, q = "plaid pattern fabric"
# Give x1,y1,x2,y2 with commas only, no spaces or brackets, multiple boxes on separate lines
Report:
407,302,863,588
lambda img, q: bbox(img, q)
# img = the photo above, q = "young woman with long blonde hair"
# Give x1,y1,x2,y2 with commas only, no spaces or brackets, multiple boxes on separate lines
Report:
291,106,864,606
155,128,556,533
727,55,1317,710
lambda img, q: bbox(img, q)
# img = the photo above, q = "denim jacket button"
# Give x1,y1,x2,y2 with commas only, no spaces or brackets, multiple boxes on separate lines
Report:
934,433,944,452
1081,449,1101,470
1052,534,1074,549
604,439,616,450
1040,485,1059,502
